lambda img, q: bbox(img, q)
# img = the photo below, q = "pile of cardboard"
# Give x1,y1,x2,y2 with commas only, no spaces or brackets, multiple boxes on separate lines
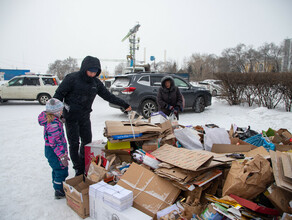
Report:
63,115,292,219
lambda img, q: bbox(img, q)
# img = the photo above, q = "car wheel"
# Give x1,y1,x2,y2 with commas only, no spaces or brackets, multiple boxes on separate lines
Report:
141,99,157,119
194,96,205,113
38,93,51,105
0,98,8,103
212,90,217,96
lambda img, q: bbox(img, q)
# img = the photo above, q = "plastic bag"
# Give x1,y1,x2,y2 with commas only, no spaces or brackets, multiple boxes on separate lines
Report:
168,112,177,122
244,134,275,151
174,127,203,150
203,126,231,151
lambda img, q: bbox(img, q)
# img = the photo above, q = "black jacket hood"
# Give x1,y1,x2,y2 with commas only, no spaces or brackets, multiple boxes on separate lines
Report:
80,56,102,77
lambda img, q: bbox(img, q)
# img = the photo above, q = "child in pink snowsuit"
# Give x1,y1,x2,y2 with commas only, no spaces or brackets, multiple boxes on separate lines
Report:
38,98,70,199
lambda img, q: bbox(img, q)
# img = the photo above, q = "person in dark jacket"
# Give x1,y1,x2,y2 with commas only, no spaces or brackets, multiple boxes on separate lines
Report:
54,56,131,176
157,76,183,119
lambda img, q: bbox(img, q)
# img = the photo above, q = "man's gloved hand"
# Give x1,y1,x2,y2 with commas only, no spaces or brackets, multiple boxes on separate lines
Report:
167,105,174,111
59,154,70,167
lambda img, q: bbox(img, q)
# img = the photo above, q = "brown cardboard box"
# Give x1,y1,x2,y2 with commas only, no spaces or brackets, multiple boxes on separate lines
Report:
105,120,172,143
117,162,181,217
211,137,257,153
63,175,96,219
142,139,159,152
266,184,292,214
103,149,132,163
276,129,292,145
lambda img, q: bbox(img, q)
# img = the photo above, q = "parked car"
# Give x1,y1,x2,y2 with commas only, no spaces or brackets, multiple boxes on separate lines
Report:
0,74,60,105
198,79,222,96
109,73,212,118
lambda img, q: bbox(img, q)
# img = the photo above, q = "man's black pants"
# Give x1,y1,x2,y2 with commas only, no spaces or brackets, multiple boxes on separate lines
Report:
65,114,92,176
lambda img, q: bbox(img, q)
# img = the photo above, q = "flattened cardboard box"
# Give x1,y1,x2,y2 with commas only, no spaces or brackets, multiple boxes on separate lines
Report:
151,144,213,171
105,120,160,136
211,137,257,153
270,151,292,193
63,175,96,219
117,162,180,217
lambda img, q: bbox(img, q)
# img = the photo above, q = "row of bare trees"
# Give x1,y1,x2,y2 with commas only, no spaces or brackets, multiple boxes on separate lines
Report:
152,41,288,81
215,72,292,112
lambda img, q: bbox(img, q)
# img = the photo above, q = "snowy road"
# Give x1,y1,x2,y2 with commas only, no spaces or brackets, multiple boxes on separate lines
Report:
0,96,291,219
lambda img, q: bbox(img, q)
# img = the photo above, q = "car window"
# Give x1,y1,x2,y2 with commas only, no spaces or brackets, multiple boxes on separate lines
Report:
8,78,24,86
174,78,189,88
151,76,162,86
112,77,130,88
42,77,58,85
23,77,40,86
137,76,150,86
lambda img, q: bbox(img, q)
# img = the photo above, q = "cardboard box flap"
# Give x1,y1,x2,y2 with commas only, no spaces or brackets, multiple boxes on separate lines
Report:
63,181,82,199
65,175,84,187
155,167,189,182
276,145,292,152
282,153,292,179
117,163,180,217
245,146,270,158
212,144,257,153
151,144,213,171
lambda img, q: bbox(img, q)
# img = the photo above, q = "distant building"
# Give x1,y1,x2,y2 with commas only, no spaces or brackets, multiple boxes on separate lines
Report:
244,61,277,73
282,39,292,72
0,69,30,80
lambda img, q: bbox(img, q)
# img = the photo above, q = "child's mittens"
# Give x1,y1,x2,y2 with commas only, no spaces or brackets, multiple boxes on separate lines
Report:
59,154,70,167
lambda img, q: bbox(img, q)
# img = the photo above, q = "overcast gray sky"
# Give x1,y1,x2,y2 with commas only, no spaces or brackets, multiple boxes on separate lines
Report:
0,0,291,73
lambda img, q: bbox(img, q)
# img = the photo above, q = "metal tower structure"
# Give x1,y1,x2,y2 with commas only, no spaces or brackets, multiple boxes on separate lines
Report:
121,24,141,69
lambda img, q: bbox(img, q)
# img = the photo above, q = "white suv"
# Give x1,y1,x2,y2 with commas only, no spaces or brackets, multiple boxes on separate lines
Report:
0,74,60,105
198,79,222,96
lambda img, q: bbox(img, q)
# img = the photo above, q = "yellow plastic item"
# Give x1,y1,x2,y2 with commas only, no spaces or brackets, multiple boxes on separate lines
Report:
107,141,131,150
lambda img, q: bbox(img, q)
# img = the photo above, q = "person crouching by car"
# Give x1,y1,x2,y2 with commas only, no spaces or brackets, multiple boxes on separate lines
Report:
157,76,183,119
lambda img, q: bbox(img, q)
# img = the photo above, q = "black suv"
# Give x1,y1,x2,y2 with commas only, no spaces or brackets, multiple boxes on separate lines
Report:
109,73,212,118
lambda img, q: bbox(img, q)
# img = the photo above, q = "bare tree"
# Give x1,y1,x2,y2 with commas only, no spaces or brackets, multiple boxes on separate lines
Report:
185,53,218,80
154,60,177,73
258,43,282,72
114,62,126,75
47,57,79,80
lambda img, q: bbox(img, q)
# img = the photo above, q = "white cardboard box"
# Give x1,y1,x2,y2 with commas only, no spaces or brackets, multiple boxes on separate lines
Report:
94,198,152,220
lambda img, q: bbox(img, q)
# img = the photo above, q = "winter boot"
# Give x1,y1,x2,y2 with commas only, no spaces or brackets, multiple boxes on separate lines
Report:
55,189,65,199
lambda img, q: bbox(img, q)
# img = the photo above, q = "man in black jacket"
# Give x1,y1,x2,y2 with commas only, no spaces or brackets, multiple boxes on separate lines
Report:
157,76,183,119
54,56,131,176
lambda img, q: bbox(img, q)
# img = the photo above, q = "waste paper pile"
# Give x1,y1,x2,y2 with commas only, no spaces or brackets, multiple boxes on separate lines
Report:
63,111,292,220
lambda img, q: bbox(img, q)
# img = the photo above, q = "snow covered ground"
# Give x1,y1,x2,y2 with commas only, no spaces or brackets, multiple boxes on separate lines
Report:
0,96,291,220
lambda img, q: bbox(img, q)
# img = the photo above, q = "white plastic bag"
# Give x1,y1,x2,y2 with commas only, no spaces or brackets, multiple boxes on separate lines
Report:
168,112,177,122
174,127,204,150
203,126,231,151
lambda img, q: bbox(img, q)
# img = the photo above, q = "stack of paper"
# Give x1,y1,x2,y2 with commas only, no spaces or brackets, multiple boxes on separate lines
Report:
90,181,133,218
103,184,133,211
